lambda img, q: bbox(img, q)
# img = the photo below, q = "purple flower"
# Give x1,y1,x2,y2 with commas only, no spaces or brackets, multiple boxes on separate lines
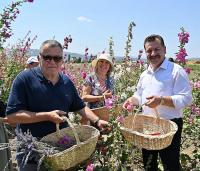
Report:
26,0,34,3
116,115,125,124
58,136,73,145
178,32,189,44
86,163,95,171
184,67,191,74
105,98,113,109
81,71,87,79
193,81,200,89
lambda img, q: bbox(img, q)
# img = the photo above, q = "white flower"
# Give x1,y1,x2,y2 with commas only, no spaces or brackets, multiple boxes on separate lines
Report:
126,67,131,72
121,92,127,99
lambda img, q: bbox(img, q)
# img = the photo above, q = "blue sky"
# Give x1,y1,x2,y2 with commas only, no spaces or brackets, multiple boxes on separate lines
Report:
1,0,200,58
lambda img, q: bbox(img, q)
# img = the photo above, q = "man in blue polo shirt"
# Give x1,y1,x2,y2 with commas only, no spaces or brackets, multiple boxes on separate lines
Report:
3,40,108,171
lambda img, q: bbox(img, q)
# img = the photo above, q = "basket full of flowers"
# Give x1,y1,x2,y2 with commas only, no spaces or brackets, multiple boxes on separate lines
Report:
40,117,100,170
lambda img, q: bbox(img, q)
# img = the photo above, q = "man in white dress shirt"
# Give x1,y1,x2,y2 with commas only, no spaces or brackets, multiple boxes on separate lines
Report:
123,34,192,171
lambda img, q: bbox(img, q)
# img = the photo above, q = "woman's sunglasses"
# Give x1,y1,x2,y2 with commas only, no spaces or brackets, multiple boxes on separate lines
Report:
40,54,63,62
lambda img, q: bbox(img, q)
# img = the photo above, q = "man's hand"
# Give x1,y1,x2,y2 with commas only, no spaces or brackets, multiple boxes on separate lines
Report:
46,110,66,124
145,96,161,108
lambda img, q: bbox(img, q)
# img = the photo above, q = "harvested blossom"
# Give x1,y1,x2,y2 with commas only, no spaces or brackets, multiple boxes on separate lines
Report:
124,101,133,111
81,71,87,79
86,163,95,171
116,115,125,124
105,98,113,109
57,135,75,148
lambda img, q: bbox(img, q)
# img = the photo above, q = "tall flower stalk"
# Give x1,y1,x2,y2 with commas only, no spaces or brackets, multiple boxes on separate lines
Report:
175,27,190,67
109,36,114,62
0,0,33,50
124,21,136,62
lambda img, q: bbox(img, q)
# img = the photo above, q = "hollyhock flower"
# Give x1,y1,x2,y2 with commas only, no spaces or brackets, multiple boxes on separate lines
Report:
81,71,87,79
117,115,125,124
193,81,200,89
57,135,75,148
184,67,191,74
123,101,133,111
178,32,189,44
86,163,95,171
176,48,187,63
188,116,194,124
25,0,34,2
105,98,113,109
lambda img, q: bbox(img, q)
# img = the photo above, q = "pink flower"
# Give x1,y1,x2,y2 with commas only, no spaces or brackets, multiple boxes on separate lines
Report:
81,71,87,79
105,98,113,109
178,32,189,44
26,0,34,2
184,67,191,74
123,102,133,112
193,81,200,89
116,115,125,124
126,104,133,111
176,48,187,63
86,163,95,171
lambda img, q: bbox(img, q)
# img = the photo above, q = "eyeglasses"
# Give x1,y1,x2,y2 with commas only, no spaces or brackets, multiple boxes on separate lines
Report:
40,54,63,62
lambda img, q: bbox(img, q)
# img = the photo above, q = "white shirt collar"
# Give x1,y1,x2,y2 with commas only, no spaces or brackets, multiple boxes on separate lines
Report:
147,58,169,73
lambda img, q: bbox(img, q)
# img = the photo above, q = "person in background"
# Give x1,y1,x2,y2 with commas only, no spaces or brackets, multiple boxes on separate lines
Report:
0,96,13,171
168,57,175,63
81,53,114,124
26,56,39,69
2,40,108,171
123,34,192,171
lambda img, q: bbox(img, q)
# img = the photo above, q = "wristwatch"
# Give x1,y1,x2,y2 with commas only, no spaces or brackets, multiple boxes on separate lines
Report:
160,96,164,105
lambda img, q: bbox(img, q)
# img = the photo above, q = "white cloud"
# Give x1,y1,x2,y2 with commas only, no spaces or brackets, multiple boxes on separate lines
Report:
77,16,92,22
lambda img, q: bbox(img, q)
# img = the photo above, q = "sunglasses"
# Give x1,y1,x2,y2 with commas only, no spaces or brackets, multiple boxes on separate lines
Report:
40,54,63,62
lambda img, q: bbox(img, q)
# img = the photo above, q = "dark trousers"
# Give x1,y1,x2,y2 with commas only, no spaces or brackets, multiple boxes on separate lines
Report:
142,118,183,171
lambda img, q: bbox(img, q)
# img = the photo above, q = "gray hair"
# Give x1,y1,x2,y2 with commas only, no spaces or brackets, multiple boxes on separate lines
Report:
39,40,63,54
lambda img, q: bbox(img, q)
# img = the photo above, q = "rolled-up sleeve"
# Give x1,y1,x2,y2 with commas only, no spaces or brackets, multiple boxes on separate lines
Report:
171,68,192,110
133,76,143,105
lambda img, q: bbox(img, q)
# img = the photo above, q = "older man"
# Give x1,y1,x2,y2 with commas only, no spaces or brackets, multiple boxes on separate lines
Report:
3,40,108,171
123,34,192,171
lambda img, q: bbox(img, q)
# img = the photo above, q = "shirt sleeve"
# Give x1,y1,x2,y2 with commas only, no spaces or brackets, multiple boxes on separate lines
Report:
133,76,143,105
171,67,192,110
6,73,27,115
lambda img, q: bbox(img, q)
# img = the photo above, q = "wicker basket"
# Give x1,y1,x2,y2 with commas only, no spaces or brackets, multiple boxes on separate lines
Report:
120,114,178,150
91,103,124,121
41,117,100,170
91,106,109,121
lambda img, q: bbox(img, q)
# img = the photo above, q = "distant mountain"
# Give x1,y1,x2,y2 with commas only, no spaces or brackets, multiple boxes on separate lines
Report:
21,49,200,61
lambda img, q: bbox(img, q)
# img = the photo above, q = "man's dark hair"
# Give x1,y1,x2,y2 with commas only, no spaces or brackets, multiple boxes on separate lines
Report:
144,34,165,49
39,40,63,54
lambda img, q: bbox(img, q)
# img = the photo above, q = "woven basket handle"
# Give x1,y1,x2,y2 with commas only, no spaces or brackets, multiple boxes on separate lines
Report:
153,108,160,119
131,103,145,129
56,116,81,145
102,94,106,106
